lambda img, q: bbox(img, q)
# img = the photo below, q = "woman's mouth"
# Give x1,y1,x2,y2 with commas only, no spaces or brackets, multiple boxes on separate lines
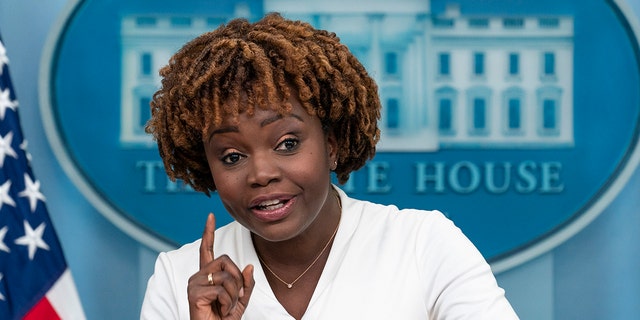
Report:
250,197,295,222
255,199,287,211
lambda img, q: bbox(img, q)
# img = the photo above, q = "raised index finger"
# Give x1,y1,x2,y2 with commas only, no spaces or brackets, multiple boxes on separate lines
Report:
199,213,216,270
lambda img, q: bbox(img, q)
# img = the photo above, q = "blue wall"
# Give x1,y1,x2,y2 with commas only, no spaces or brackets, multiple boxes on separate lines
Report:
0,1,639,319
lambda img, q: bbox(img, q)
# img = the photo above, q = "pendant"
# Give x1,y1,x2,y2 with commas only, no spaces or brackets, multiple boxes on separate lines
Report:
287,284,293,289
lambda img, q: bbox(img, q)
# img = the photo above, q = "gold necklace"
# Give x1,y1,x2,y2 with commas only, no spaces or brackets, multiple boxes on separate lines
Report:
257,190,342,289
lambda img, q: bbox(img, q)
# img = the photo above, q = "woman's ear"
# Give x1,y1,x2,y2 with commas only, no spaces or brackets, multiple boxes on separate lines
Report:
327,131,338,171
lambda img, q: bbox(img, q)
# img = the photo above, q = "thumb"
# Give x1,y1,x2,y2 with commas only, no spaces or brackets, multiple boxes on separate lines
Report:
238,264,255,306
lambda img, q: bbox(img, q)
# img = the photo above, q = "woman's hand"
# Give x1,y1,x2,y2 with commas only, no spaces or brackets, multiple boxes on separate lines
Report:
188,213,255,320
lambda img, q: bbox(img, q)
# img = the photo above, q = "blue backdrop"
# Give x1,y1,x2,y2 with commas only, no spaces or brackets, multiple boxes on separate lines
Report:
0,1,638,319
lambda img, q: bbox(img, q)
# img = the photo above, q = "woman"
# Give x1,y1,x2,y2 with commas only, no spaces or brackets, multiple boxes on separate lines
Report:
141,13,518,320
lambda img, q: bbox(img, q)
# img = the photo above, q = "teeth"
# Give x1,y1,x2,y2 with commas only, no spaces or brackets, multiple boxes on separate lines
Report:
260,199,280,206
257,199,284,210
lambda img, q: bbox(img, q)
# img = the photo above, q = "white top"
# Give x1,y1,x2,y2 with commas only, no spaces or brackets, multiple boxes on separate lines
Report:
141,188,518,319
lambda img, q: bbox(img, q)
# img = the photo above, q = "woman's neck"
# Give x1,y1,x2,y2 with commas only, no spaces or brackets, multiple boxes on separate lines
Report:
252,199,341,267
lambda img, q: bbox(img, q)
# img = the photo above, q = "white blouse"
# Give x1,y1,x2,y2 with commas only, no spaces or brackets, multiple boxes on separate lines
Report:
141,187,518,319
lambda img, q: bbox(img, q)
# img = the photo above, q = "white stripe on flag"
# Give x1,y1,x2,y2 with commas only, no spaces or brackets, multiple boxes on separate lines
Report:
46,269,86,320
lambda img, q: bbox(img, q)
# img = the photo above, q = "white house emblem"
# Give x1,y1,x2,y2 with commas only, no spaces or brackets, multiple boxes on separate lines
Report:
41,0,640,271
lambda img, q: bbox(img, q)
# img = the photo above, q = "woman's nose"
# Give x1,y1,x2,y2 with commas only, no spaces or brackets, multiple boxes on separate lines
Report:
247,152,281,187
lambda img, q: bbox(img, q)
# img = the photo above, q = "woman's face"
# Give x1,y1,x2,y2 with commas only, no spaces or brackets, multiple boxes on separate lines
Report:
203,96,337,242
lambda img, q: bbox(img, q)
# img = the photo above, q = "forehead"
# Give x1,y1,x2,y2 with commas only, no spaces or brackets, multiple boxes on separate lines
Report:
217,84,311,120
205,101,318,143
212,92,317,128
222,102,310,125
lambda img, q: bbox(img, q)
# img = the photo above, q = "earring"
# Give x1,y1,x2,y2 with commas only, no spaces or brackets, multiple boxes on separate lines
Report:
331,160,338,171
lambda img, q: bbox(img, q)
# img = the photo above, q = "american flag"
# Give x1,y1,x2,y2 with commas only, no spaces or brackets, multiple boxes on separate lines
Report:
0,33,85,319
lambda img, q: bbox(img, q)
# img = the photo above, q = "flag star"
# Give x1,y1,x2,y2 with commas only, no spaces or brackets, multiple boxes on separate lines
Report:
15,220,49,260
0,88,18,120
0,273,5,301
0,226,9,253
0,180,16,210
20,139,32,163
0,131,18,166
0,40,8,75
19,173,46,212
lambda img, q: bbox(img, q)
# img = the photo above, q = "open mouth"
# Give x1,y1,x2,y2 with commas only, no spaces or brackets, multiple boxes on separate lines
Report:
249,197,295,222
253,199,289,211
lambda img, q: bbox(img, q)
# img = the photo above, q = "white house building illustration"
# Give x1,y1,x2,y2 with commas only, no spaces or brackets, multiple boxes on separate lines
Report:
119,3,252,147
119,0,574,152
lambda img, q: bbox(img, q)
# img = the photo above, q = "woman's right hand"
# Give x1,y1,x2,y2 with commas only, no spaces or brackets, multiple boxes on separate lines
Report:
188,213,255,320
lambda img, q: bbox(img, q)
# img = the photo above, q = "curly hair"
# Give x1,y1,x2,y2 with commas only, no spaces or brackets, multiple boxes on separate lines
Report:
146,12,381,195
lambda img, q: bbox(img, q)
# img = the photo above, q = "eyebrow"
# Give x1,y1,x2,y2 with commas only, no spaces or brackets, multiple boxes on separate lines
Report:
208,113,305,141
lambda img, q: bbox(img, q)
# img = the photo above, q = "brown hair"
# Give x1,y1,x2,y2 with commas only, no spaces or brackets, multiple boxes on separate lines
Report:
146,12,381,195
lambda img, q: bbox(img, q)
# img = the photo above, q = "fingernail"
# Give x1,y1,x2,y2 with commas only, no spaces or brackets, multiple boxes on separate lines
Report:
239,287,245,298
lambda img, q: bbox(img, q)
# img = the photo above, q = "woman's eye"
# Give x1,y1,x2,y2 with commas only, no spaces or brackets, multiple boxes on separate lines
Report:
276,138,299,152
221,152,243,164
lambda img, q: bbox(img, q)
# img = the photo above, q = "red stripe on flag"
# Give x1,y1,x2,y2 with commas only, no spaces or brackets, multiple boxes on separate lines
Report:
23,298,62,320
